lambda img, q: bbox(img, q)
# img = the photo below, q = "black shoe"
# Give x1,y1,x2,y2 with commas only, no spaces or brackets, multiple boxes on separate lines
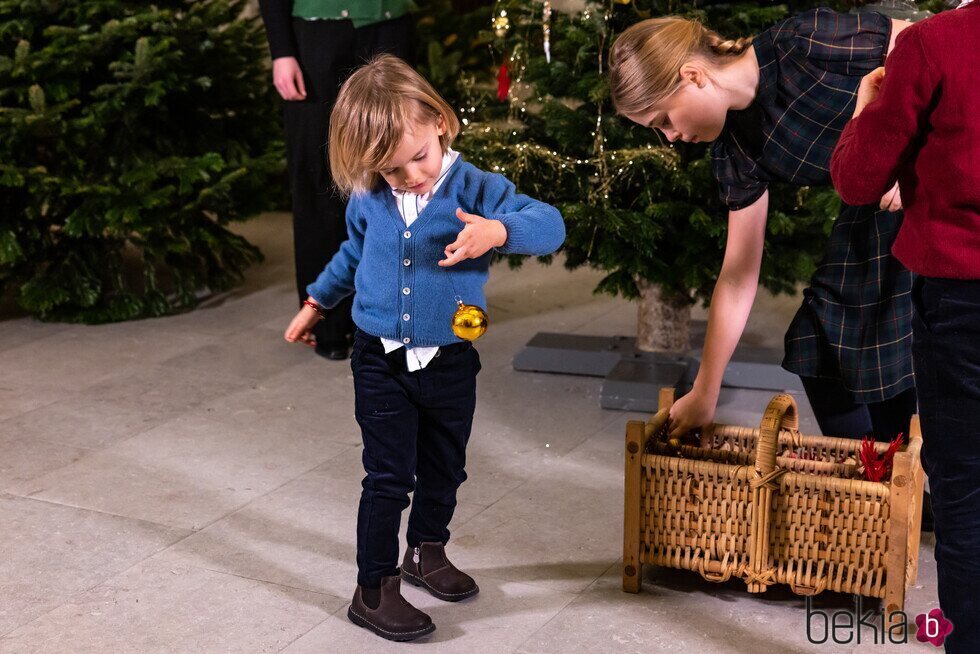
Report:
401,542,479,602
315,343,350,360
347,576,435,642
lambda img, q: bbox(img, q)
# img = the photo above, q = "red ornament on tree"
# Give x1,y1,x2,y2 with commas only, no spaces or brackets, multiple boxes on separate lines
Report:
497,62,511,101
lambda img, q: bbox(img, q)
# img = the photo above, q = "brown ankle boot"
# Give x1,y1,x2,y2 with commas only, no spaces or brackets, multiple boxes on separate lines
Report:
347,575,435,642
401,542,479,602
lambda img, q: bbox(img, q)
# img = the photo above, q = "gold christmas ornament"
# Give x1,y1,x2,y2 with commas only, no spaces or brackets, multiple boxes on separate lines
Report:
493,10,510,37
451,300,489,341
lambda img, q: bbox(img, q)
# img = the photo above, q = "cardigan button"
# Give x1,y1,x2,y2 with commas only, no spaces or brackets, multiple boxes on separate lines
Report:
403,258,411,266
402,287,411,295
403,313,410,321
403,337,411,344
404,230,411,239
341,9,349,17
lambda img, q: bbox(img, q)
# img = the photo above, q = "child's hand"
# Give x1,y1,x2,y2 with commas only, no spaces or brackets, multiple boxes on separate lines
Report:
284,300,321,347
879,182,903,212
853,67,885,118
439,208,508,267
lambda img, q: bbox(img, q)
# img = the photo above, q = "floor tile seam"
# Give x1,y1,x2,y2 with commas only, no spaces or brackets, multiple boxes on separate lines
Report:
0,367,276,449
0,403,280,494
0,327,80,361
559,418,630,463
192,564,350,603
476,556,621,595
0,396,63,427
273,602,352,653
275,611,337,653
152,345,334,386
509,582,588,654
0,444,104,495
0,492,193,536
3,416,168,459
0,507,196,639
497,425,602,471
0,600,66,639
155,447,358,549
0,560,347,642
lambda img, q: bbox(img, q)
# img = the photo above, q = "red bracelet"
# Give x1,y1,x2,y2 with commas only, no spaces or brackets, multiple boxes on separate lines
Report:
303,299,327,320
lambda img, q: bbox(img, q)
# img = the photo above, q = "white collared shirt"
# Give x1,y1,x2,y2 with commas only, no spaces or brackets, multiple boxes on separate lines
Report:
380,148,460,371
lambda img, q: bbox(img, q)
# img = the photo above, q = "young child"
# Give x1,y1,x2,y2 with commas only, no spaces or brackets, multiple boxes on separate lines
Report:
607,9,918,445
284,54,565,642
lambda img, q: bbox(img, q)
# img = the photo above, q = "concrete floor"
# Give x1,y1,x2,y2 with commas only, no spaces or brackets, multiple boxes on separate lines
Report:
0,213,939,653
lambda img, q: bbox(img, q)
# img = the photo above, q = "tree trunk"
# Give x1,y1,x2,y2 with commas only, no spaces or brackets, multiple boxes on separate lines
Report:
635,277,691,352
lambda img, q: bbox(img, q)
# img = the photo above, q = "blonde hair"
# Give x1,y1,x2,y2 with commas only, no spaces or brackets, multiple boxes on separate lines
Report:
608,17,753,117
329,54,461,195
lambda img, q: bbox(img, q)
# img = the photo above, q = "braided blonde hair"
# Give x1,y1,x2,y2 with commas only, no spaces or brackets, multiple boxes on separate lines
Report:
609,17,753,117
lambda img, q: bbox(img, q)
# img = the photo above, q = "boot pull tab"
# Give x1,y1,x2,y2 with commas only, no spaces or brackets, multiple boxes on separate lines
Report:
413,546,420,564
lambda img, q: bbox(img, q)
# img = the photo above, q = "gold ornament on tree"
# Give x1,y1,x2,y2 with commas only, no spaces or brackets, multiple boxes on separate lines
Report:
493,9,510,37
451,298,489,341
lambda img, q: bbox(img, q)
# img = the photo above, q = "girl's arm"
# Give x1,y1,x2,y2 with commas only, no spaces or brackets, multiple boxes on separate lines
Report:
668,191,769,438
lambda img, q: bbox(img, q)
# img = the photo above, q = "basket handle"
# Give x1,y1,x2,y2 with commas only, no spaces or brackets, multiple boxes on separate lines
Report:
755,394,798,475
696,553,735,584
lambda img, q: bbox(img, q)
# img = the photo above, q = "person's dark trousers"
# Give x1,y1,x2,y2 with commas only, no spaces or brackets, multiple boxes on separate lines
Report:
912,276,980,653
800,376,917,442
283,16,414,348
350,329,480,588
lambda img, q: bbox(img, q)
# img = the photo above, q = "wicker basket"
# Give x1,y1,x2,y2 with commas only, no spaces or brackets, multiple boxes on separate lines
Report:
623,389,925,615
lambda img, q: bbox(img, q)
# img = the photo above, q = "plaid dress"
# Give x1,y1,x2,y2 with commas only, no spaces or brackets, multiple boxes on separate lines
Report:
711,8,914,403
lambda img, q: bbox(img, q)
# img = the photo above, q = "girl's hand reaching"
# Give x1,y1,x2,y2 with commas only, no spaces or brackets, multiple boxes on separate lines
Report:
284,299,322,347
439,208,508,267
667,387,718,442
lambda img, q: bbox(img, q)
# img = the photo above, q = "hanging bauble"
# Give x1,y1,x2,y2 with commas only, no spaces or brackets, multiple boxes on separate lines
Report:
493,10,510,37
497,62,511,101
452,300,489,341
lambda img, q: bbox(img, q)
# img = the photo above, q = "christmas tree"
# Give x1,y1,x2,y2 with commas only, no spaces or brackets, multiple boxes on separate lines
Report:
0,0,284,323
419,0,845,350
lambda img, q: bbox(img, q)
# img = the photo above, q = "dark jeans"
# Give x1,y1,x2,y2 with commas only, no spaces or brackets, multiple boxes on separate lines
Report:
912,276,980,653
351,330,481,587
801,376,917,441
284,16,414,346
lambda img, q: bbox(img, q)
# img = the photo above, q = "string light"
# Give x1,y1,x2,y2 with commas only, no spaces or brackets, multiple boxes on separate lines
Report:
468,1,679,209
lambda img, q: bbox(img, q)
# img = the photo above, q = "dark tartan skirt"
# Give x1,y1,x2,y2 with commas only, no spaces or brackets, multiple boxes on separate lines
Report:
782,202,915,404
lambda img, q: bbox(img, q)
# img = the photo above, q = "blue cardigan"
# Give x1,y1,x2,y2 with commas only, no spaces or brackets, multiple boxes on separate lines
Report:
307,156,566,347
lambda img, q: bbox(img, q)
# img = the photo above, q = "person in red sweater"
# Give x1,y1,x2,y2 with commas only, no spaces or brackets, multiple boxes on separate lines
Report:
831,3,980,651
